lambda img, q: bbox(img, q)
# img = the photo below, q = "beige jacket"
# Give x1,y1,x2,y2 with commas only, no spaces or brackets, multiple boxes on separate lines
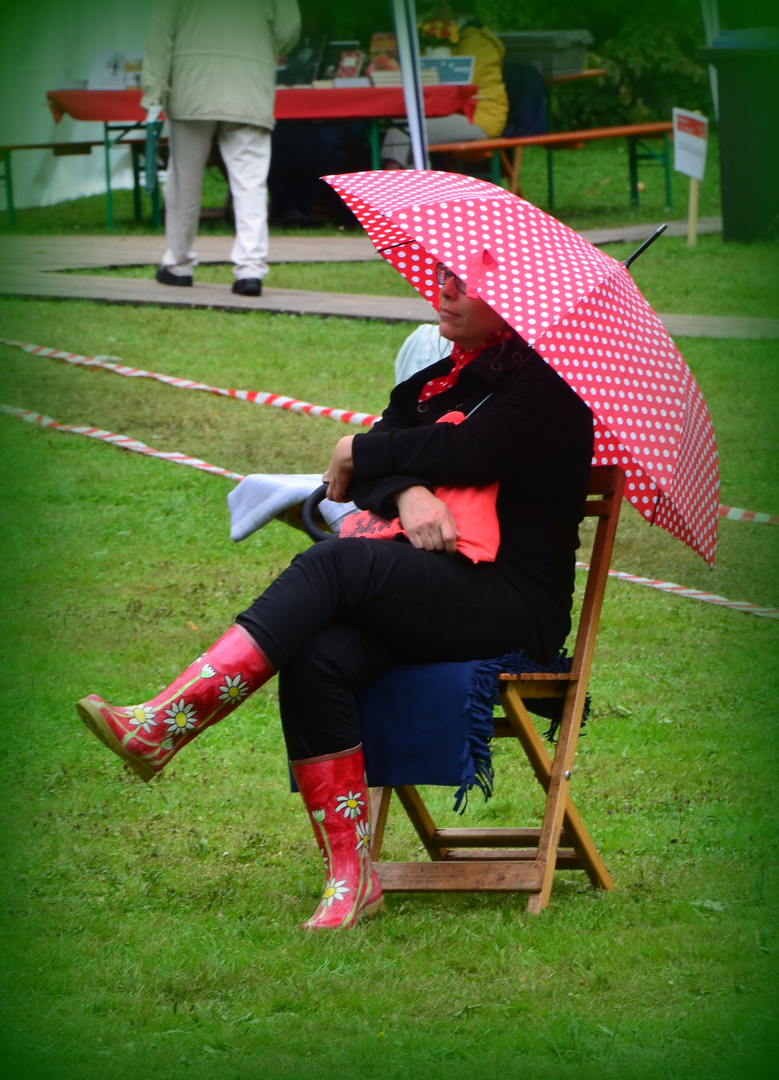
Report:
141,0,300,128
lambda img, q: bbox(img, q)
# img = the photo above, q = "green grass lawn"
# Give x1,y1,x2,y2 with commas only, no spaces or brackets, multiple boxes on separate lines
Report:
0,134,778,1078
0,281,777,1080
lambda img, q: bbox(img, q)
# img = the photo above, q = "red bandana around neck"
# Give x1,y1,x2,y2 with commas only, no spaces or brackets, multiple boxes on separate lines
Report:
418,328,516,403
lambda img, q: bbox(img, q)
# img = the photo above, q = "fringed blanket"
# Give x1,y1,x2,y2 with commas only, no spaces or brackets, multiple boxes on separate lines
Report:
356,649,584,812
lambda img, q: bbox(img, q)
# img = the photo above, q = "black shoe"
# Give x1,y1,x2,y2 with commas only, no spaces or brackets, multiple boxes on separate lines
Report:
156,267,193,287
232,278,262,297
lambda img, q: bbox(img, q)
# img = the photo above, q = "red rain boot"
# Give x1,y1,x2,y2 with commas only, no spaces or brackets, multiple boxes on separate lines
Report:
291,746,384,931
76,625,275,782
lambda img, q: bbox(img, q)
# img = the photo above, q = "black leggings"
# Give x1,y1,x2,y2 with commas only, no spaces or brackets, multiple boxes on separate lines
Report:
236,536,545,759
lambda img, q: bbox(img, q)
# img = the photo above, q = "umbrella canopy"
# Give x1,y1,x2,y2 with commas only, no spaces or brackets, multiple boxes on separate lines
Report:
324,169,719,565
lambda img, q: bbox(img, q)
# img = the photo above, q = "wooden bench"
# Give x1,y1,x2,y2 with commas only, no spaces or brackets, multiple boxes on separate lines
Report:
1,142,97,228
1,137,166,230
428,120,674,209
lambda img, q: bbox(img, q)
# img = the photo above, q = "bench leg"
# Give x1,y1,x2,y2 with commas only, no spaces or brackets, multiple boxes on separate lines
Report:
500,146,524,196
490,149,501,185
103,125,113,233
628,134,673,211
367,119,381,170
131,144,142,222
2,150,15,230
628,136,639,206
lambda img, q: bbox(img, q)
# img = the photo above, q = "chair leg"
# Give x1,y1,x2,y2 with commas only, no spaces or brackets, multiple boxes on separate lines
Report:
527,681,593,912
370,786,392,860
394,785,449,860
501,683,614,908
370,785,450,871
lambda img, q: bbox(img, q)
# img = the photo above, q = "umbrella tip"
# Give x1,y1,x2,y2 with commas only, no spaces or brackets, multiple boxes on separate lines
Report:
623,224,668,270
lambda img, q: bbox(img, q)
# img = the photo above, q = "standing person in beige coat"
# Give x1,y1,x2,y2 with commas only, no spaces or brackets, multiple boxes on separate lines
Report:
142,0,300,295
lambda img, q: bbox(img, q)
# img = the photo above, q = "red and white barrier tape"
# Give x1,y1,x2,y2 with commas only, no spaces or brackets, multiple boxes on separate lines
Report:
2,400,776,621
0,338,381,429
2,336,777,527
0,404,245,483
718,505,779,526
576,561,779,621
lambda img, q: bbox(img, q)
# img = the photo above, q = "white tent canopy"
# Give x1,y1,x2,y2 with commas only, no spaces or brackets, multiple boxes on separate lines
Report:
1,0,437,214
0,0,153,210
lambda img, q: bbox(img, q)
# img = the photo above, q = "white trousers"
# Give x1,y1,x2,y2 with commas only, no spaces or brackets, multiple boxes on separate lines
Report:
162,119,271,280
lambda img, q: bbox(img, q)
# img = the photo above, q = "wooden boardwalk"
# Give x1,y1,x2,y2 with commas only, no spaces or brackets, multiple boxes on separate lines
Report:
1,217,777,339
0,232,378,271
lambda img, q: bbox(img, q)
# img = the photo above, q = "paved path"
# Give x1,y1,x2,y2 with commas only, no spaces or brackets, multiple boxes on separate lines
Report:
0,218,724,271
2,216,777,339
0,233,379,271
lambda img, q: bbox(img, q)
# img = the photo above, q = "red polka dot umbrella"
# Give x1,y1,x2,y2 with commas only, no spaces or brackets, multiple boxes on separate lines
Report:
324,169,719,565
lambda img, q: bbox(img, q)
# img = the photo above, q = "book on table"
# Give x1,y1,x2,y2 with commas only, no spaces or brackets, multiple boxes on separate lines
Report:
320,40,360,80
277,34,325,86
335,51,365,79
366,31,400,80
88,50,143,90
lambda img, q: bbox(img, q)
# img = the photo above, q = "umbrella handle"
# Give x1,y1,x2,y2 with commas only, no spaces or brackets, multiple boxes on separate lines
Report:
301,483,334,542
622,224,668,270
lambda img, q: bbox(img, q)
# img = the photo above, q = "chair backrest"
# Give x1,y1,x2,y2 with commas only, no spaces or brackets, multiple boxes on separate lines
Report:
495,462,625,741
570,464,625,683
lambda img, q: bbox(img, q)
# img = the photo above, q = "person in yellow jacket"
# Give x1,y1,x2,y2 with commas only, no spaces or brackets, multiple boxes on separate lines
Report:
142,0,300,296
381,2,508,168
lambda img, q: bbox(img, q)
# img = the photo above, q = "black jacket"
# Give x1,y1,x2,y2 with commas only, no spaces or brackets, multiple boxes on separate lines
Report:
349,338,594,652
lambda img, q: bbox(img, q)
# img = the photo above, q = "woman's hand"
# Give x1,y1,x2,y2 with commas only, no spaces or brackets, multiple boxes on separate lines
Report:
324,436,355,502
396,486,460,555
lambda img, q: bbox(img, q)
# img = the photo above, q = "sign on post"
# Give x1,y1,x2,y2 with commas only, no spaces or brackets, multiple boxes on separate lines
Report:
673,108,709,247
673,108,709,181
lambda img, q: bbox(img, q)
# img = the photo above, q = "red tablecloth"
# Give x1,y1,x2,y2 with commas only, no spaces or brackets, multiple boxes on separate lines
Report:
48,90,147,124
47,85,476,125
274,85,476,121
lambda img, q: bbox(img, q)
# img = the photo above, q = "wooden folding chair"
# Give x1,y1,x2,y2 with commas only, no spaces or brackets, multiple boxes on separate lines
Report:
368,464,625,913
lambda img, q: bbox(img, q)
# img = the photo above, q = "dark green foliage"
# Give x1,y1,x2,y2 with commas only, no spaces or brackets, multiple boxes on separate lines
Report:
475,0,777,126
559,30,710,128
301,0,774,129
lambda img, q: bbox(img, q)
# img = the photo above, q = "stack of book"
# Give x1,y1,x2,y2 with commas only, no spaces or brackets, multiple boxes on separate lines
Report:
319,40,359,80
371,67,441,86
332,49,369,87
366,32,400,82
369,69,402,86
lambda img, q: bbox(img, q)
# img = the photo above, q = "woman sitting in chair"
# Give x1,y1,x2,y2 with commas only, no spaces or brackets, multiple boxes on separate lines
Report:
381,1,508,169
77,262,594,931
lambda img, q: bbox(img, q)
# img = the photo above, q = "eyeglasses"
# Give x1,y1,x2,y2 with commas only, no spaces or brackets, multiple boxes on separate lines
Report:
435,262,467,294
